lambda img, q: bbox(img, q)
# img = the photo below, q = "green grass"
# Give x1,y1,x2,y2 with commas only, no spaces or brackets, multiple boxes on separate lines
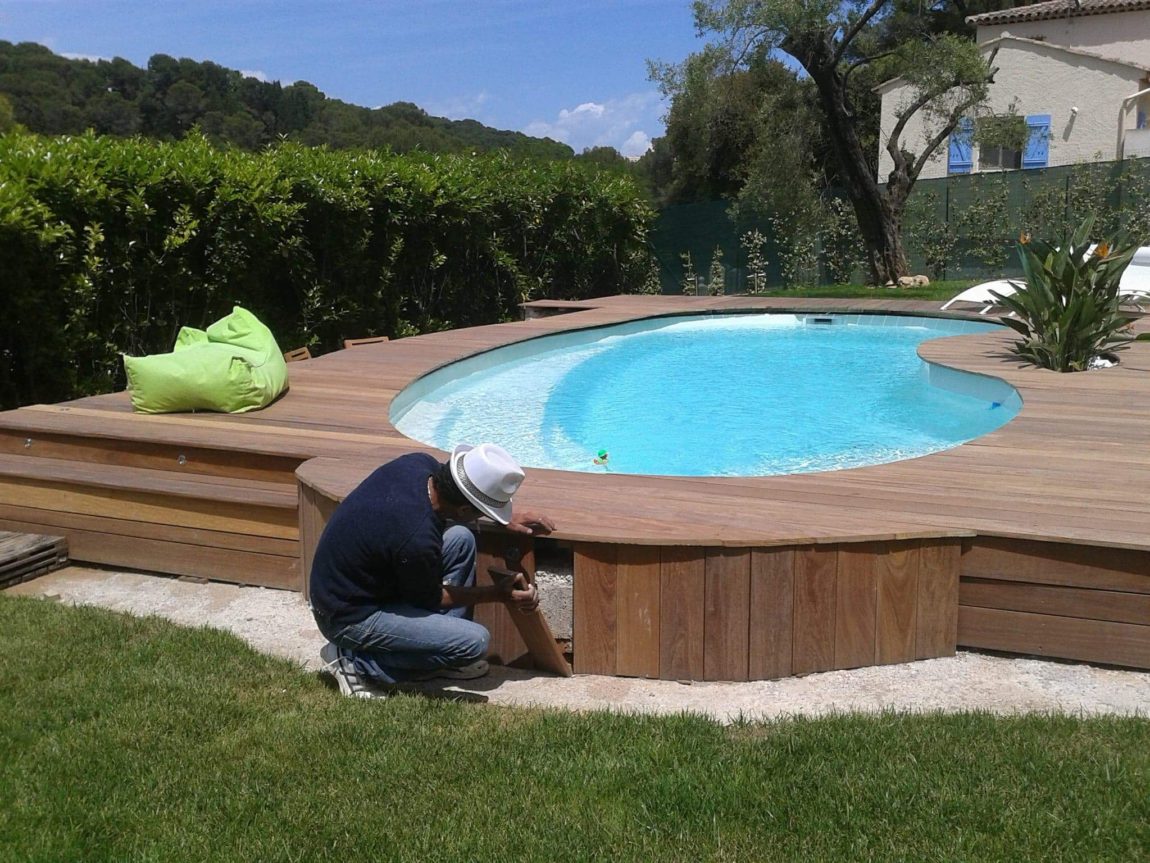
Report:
2,596,1147,862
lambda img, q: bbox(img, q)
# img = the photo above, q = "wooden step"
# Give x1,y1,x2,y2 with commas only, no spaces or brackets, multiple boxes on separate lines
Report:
0,454,301,588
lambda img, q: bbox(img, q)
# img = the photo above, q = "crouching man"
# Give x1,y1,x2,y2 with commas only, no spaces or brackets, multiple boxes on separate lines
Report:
310,443,555,698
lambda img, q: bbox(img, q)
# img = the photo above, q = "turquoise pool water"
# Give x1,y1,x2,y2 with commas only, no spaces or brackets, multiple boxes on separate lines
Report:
392,314,1021,477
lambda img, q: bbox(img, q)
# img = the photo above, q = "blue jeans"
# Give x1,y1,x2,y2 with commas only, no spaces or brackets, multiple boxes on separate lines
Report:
314,525,490,684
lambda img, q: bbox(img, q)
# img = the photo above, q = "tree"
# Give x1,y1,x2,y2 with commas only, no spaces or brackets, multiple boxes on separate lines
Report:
686,0,996,283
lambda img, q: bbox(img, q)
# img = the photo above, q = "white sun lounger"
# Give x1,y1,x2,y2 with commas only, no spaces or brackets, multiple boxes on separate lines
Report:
1119,246,1150,311
939,279,1020,315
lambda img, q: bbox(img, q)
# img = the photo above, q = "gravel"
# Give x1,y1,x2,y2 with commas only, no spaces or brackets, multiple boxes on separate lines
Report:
7,565,1149,724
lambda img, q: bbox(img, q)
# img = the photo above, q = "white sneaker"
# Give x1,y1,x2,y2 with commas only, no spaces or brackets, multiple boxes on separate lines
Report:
410,659,490,681
319,642,383,699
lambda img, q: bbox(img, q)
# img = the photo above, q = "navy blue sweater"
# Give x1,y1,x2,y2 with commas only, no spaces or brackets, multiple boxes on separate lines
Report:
308,453,446,626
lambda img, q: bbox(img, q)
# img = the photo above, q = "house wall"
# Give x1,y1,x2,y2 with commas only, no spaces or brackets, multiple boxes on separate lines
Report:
877,39,1146,181
976,9,1150,67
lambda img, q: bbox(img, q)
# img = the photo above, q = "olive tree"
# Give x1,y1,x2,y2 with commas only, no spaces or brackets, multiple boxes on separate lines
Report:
682,0,995,284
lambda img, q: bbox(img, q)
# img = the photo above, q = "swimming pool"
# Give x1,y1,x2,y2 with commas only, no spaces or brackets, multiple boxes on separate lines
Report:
392,313,1021,477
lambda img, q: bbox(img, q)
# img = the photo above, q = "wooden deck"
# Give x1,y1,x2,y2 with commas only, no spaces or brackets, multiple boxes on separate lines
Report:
2,295,1149,676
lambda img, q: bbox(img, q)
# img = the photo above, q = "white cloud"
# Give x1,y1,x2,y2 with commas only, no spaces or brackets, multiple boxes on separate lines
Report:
425,91,492,122
240,69,272,83
620,130,652,159
524,91,662,156
62,52,111,64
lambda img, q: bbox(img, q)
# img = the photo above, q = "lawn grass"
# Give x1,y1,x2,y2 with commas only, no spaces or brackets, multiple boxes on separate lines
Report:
1,596,1147,862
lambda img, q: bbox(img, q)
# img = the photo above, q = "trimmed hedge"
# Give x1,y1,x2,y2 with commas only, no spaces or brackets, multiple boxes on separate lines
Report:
0,132,655,408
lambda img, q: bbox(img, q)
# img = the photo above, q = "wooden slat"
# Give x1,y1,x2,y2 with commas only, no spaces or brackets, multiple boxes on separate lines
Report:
658,547,705,681
25,523,298,588
0,503,297,557
959,605,1150,669
962,538,1150,594
475,535,531,667
916,540,960,659
703,548,751,681
748,547,794,680
960,578,1150,627
792,546,837,675
0,478,297,540
876,541,920,665
475,535,572,677
615,546,661,679
573,543,618,675
834,543,878,669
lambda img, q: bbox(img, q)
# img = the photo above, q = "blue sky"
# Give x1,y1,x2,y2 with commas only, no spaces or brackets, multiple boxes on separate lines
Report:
0,0,709,156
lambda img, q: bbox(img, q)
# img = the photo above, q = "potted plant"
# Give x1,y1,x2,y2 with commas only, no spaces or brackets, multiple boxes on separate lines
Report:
993,217,1137,371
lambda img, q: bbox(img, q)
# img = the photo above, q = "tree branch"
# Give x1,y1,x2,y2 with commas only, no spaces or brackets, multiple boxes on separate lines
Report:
834,0,889,66
842,50,895,89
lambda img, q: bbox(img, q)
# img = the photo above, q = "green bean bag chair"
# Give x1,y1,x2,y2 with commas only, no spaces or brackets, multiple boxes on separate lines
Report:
123,306,289,413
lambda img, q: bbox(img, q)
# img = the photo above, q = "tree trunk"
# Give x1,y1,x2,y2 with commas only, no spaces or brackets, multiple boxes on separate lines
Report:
788,34,909,285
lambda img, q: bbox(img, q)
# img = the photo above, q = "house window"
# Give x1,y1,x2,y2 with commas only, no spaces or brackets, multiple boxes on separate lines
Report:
948,117,973,175
979,142,1021,170
975,114,1051,171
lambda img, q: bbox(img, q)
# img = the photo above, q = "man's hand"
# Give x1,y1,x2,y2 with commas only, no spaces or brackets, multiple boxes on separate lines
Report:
505,511,556,536
502,571,540,613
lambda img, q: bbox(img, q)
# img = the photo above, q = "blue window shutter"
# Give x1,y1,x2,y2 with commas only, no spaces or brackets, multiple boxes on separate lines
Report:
1023,114,1051,169
948,117,973,174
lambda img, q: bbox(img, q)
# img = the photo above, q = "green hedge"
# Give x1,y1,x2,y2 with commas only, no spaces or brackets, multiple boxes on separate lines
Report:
0,132,655,409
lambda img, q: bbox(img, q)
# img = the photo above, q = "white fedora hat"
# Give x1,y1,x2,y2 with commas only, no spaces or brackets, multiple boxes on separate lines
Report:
449,443,525,525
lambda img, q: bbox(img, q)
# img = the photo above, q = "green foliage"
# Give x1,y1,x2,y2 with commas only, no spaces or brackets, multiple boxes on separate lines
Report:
0,41,574,159
706,245,726,295
996,218,1136,372
680,251,699,295
740,229,769,292
0,131,654,408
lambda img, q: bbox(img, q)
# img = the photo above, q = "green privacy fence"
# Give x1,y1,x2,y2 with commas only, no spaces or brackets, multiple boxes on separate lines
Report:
650,158,1150,293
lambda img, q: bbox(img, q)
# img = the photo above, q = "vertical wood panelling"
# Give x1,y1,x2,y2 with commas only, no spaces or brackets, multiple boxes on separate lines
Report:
835,543,878,670
876,541,920,665
917,539,961,659
793,546,838,675
659,547,706,681
703,548,751,681
574,543,618,675
615,546,662,678
748,547,794,680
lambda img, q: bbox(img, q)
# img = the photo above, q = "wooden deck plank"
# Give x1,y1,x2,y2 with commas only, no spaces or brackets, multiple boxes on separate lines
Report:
573,544,618,675
658,548,705,681
959,605,1150,669
703,548,751,681
876,541,920,665
792,547,837,675
834,543,878,670
748,548,794,680
615,546,662,679
916,541,961,659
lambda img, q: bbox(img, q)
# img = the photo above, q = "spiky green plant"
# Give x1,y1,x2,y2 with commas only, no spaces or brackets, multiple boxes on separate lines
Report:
994,217,1136,371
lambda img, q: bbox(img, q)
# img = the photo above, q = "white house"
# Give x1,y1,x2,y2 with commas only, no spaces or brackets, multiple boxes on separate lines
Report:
876,0,1150,181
